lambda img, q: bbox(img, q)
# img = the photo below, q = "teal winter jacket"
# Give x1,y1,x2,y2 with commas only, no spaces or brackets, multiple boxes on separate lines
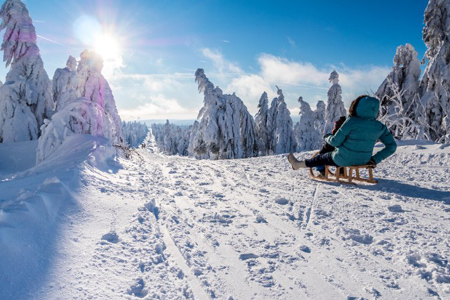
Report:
325,96,397,167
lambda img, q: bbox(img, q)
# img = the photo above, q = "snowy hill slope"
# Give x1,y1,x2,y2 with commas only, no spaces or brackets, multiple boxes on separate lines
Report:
0,138,449,299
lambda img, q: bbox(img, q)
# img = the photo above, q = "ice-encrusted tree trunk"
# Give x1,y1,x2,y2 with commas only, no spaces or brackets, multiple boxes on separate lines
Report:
414,93,433,141
53,56,78,112
0,0,53,143
314,100,326,149
419,0,450,142
267,86,296,154
0,81,37,142
174,125,190,156
443,114,450,143
294,97,319,151
254,92,269,155
376,44,421,139
36,51,125,163
187,120,199,156
189,69,258,159
324,71,346,135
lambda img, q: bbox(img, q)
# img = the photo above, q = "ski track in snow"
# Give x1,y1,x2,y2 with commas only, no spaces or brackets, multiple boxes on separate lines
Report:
1,141,449,299
304,183,321,229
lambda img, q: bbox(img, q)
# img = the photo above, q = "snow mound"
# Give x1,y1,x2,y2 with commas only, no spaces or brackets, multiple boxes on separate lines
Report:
0,134,120,299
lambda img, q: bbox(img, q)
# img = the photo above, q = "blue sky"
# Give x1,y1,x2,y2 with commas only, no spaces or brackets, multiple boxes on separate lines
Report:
1,0,429,121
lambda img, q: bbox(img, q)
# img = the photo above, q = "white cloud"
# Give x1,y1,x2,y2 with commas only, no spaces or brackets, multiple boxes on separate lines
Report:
226,74,276,111
119,94,199,121
258,54,329,86
338,65,390,94
243,54,389,110
109,50,390,121
201,48,243,75
108,73,202,121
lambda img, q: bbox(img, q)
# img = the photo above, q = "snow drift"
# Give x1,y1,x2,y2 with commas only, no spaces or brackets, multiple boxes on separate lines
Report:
1,137,449,299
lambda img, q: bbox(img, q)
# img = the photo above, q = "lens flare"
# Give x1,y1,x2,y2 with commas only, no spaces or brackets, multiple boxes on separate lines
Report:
73,15,102,46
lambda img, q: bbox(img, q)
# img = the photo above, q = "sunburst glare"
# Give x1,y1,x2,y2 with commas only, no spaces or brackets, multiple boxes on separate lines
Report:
94,34,121,61
73,15,124,77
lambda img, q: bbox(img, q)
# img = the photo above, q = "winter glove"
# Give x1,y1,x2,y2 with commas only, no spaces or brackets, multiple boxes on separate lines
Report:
367,158,376,167
323,133,332,139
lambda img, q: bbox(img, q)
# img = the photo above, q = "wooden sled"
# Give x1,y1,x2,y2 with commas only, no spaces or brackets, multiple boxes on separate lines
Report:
309,153,378,184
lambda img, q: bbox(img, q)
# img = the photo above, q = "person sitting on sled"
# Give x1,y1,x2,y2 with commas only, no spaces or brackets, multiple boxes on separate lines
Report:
288,95,397,171
315,115,347,175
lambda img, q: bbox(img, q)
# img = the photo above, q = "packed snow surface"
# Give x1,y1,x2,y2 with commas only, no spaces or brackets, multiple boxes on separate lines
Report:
0,136,449,299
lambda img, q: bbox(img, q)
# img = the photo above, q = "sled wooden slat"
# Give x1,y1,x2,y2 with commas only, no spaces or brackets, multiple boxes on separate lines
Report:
309,164,378,184
308,152,378,184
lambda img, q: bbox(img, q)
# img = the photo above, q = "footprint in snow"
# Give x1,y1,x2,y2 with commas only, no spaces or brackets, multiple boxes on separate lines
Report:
101,231,119,244
144,200,159,220
127,278,148,298
299,245,311,253
350,234,374,245
239,253,259,260
214,193,225,199
177,269,184,279
255,215,267,223
275,197,289,205
388,204,404,213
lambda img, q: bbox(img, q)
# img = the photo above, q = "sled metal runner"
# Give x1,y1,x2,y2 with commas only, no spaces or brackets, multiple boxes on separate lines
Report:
309,165,378,184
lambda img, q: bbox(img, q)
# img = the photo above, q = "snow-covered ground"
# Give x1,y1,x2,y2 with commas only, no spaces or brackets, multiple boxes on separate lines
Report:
0,137,449,300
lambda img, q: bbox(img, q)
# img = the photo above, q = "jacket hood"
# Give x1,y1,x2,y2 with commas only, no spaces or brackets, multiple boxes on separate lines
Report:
355,96,380,119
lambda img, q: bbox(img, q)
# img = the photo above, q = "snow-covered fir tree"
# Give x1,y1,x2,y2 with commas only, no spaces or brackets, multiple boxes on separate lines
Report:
75,50,123,145
151,121,190,156
0,0,53,143
419,0,450,142
53,56,78,112
323,71,346,135
36,51,124,163
267,86,297,154
376,44,421,139
189,69,258,159
254,92,270,155
294,97,320,151
123,121,149,148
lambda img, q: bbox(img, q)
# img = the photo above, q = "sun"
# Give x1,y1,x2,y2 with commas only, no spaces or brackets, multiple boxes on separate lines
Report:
94,34,121,61
73,16,124,76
